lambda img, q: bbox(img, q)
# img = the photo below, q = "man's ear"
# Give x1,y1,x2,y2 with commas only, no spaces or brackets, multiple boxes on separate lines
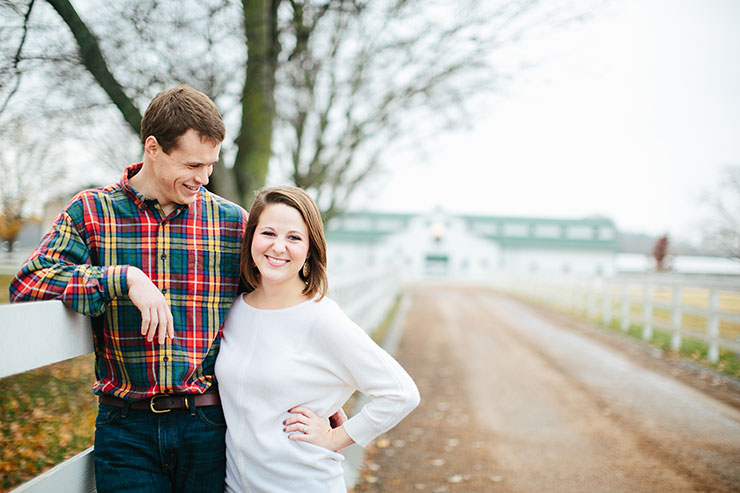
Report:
144,136,160,158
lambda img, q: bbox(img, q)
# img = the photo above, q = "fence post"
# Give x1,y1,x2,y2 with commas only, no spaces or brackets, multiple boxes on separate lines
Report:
580,278,588,315
707,288,720,363
562,278,570,309
642,282,653,340
671,285,682,351
572,278,580,313
621,282,630,332
587,278,597,321
540,279,547,304
602,279,612,326
567,277,575,312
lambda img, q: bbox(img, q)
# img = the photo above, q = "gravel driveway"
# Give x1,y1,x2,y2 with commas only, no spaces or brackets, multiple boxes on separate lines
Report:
353,285,740,492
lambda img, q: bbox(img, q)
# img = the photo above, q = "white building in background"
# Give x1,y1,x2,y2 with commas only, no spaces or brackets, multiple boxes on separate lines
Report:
325,211,619,282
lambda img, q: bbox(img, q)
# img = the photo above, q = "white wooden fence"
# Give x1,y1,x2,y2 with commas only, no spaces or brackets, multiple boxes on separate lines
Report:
0,269,400,492
0,250,32,275
498,273,740,363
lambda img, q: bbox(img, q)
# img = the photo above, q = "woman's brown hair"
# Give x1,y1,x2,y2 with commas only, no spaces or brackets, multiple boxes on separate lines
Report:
240,186,328,300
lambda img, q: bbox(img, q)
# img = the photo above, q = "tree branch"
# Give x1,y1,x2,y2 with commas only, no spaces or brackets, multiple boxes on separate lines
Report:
46,0,142,134
0,0,35,115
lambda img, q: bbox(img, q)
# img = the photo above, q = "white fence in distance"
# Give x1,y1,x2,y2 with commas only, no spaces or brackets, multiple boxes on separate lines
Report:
0,268,399,492
497,273,740,363
0,249,33,275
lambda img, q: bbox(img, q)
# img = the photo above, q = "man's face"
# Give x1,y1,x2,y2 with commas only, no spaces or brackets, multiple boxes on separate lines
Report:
150,128,220,209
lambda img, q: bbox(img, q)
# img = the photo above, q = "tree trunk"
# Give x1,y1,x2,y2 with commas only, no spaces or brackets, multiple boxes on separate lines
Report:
46,0,142,135
233,0,279,208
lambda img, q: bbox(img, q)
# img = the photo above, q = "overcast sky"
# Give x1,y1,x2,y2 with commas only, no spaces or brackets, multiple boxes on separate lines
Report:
354,0,740,242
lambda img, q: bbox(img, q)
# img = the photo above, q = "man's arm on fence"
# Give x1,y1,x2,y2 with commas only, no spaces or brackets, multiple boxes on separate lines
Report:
9,208,127,317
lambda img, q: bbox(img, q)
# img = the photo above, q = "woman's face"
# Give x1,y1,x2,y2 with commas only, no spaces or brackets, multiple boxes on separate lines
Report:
251,203,310,288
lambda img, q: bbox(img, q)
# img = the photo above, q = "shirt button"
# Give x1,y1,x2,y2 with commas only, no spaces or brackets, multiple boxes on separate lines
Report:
163,356,169,362
161,288,168,294
160,253,167,260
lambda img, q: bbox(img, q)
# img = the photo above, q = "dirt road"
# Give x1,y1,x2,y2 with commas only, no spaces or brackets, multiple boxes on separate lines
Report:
354,285,740,492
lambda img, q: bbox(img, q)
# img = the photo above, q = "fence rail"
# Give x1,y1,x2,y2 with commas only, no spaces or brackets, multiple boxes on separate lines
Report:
1,269,399,492
0,250,32,275
500,273,740,363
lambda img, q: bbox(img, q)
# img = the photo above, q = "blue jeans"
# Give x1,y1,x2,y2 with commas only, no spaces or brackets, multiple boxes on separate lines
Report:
94,402,226,493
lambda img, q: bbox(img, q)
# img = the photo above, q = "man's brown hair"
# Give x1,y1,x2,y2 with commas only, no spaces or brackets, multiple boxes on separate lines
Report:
140,84,225,153
240,187,328,301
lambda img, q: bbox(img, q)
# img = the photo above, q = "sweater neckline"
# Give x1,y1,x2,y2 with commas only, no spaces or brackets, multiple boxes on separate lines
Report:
239,293,316,312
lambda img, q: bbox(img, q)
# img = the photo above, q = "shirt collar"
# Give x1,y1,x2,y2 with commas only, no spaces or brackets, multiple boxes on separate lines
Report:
119,162,191,216
120,162,148,209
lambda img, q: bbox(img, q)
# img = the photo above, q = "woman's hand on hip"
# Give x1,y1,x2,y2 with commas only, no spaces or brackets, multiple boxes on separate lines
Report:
284,406,354,452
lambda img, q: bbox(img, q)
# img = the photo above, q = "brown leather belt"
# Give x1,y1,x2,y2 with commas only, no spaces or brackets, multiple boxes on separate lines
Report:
99,390,221,413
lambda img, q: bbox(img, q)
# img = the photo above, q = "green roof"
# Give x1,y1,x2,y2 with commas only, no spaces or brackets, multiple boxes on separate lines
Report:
326,211,618,250
325,230,393,243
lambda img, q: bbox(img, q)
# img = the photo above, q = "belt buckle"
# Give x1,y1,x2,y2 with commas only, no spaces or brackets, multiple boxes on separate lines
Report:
149,394,172,413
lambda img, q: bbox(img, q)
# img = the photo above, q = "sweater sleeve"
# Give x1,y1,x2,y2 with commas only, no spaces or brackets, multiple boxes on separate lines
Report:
9,207,128,316
314,300,420,448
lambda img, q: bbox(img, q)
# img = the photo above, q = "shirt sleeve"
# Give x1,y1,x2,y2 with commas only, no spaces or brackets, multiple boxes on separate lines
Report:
314,300,420,448
9,208,128,317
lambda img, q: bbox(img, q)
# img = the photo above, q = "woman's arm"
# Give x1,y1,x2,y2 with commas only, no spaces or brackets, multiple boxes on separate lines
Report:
283,300,420,450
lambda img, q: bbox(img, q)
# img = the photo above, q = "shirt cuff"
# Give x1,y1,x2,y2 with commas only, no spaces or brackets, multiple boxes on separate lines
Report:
101,265,129,300
342,412,377,448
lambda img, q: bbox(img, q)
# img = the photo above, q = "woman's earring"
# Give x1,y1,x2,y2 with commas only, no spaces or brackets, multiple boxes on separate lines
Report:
302,260,310,278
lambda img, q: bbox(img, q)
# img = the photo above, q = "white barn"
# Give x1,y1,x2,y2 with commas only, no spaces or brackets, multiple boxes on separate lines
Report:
325,211,618,282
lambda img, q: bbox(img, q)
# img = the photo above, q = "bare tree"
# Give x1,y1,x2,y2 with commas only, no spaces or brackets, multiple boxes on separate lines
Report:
2,0,266,203
703,166,740,261
275,0,589,218
0,120,65,252
2,0,596,214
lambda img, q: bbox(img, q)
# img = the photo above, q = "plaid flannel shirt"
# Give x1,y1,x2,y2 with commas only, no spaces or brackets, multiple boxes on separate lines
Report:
10,163,247,400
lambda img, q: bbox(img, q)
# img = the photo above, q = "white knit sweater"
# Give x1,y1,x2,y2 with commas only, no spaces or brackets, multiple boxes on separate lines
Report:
215,295,420,493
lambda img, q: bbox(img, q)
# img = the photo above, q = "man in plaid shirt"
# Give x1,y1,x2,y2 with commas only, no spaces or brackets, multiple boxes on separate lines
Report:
10,84,246,492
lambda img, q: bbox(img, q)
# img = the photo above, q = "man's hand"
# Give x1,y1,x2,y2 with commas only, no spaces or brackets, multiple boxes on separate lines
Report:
127,267,174,344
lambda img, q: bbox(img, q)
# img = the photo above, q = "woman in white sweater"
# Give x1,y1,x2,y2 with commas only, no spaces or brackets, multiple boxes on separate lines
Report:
215,186,420,493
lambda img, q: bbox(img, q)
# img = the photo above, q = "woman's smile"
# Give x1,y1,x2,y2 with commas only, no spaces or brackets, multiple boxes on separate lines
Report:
251,203,310,289
265,255,289,266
